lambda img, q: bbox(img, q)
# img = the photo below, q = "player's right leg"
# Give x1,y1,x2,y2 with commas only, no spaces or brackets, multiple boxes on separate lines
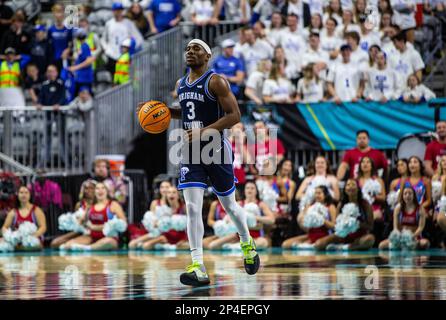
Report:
179,184,210,286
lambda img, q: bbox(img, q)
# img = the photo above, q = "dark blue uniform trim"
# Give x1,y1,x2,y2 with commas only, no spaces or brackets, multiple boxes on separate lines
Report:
178,182,208,190
212,184,236,196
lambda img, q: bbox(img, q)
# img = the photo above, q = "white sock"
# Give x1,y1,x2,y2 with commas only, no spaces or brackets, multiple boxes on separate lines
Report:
183,188,205,265
217,192,250,243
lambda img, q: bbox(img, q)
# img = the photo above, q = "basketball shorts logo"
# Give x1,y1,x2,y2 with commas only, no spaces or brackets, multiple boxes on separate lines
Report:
180,167,189,181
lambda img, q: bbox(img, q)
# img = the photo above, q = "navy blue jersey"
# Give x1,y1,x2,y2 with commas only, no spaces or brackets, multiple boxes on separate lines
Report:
177,69,224,131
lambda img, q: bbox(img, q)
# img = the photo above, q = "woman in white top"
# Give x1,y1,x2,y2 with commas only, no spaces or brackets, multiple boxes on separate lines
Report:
323,0,343,25
244,59,272,105
320,17,343,60
265,12,285,47
262,62,298,104
191,0,216,25
401,74,436,103
296,63,325,103
302,13,324,41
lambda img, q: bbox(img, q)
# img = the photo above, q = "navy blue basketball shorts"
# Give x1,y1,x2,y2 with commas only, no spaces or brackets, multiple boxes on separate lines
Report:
177,139,238,196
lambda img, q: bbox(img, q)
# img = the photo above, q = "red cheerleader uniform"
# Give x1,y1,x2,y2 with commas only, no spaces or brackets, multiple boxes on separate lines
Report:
88,201,114,241
399,207,422,240
162,205,188,244
13,205,43,242
307,204,331,243
343,201,369,243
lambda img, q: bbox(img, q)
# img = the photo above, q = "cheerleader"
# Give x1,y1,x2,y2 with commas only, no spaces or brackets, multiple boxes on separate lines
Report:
51,179,96,249
282,186,336,249
357,156,386,221
432,155,446,204
64,182,127,251
436,179,446,237
379,186,429,250
0,186,47,251
389,159,409,192
129,186,188,250
404,156,432,212
149,180,172,212
273,159,297,216
203,199,227,249
316,179,375,250
207,181,275,250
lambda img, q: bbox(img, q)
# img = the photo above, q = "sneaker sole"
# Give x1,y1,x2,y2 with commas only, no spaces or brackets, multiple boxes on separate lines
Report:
244,254,260,275
180,274,210,287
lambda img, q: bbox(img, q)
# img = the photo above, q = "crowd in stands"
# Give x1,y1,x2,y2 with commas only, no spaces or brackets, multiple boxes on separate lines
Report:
2,120,446,252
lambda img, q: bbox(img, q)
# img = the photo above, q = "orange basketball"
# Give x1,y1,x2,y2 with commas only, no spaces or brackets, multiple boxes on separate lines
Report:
138,100,171,134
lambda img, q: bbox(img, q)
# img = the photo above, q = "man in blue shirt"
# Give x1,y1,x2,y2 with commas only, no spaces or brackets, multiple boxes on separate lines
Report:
147,0,182,34
212,39,245,98
47,3,73,70
68,28,94,97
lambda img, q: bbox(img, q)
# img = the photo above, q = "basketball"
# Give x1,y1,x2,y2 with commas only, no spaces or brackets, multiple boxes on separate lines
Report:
138,100,171,134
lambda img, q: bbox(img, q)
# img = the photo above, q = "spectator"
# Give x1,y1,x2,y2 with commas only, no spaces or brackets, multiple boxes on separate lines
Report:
113,38,132,85
296,63,325,103
274,159,297,214
336,8,361,37
301,32,329,75
68,28,94,96
262,61,298,104
364,44,381,72
380,24,401,56
229,123,249,186
240,27,274,76
24,63,43,105
0,12,31,57
336,129,389,180
390,0,416,43
212,39,245,98
0,47,25,107
307,0,325,15
91,158,128,206
75,17,101,71
323,0,343,25
281,0,312,28
248,120,286,175
389,158,409,192
37,64,66,166
277,14,307,81
69,86,93,116
425,121,446,177
147,0,181,34
251,0,286,26
401,73,436,103
344,31,368,66
320,17,342,60
389,32,424,90
190,0,217,26
253,21,269,43
244,58,272,105
353,0,367,23
233,27,248,58
358,17,381,52
101,2,143,76
327,44,363,103
364,51,399,102
28,173,63,213
265,12,285,47
301,13,323,40
30,25,53,79
47,4,73,70
126,3,150,36
378,0,394,15
379,12,394,48
273,46,295,80
213,0,250,23
0,0,13,38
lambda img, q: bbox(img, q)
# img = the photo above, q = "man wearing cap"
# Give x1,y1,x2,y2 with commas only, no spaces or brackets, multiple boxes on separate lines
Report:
137,39,260,287
113,38,131,85
0,47,20,88
211,39,245,98
68,28,94,96
30,25,53,79
101,2,143,75
327,44,363,104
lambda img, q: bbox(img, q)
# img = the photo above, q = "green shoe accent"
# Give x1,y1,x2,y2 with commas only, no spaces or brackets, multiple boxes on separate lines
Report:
241,237,257,264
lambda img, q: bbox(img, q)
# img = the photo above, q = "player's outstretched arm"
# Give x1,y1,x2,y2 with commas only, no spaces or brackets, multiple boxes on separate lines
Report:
205,74,241,133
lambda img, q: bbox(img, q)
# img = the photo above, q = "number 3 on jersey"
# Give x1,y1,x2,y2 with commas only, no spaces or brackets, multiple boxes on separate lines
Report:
186,101,196,120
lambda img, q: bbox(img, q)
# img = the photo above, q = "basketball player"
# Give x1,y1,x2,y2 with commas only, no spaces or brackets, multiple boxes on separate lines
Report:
137,39,259,287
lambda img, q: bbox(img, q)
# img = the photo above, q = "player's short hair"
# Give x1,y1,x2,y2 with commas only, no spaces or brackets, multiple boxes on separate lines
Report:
356,130,370,138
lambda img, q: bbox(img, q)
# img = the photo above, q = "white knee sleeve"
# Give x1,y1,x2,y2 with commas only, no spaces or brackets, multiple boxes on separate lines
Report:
217,192,250,243
183,188,205,264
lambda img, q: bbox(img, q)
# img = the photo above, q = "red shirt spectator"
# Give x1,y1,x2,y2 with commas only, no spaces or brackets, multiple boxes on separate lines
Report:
337,130,388,179
424,121,446,177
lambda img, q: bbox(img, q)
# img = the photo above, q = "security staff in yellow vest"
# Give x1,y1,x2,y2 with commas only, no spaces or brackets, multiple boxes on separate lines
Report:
0,47,20,88
113,38,131,85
